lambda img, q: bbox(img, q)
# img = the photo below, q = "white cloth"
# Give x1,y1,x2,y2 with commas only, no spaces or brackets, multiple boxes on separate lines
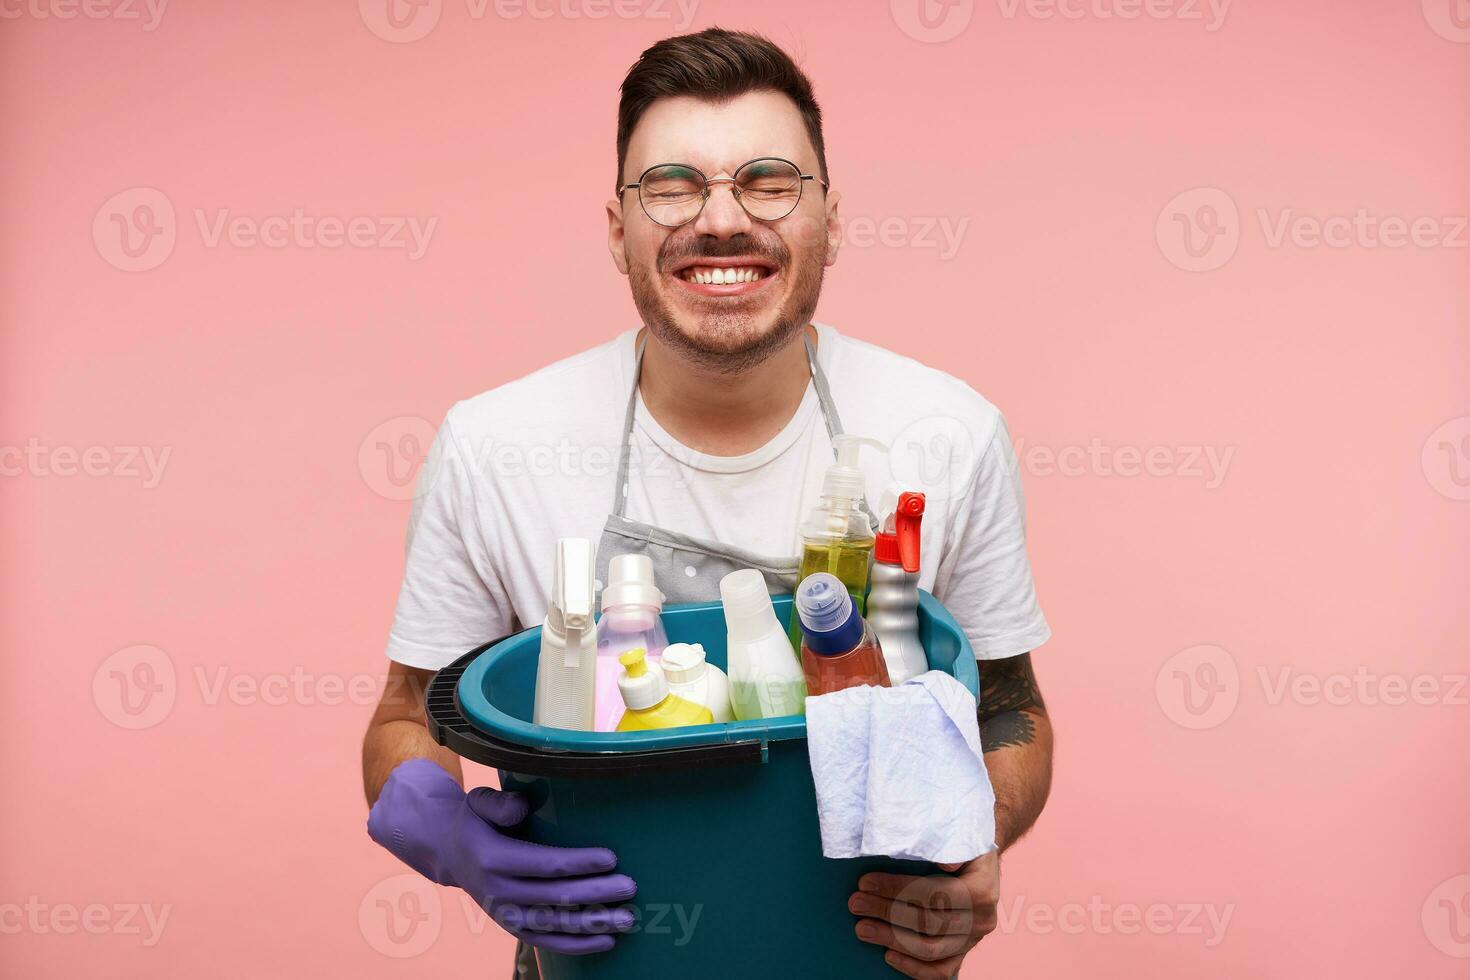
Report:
384,322,1050,670
805,671,996,863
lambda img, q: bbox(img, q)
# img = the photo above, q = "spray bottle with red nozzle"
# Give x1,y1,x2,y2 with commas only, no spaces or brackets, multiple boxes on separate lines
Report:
867,490,928,684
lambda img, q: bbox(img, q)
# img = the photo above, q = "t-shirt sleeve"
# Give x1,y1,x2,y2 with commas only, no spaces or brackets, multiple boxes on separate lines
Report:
384,409,516,671
930,414,1051,661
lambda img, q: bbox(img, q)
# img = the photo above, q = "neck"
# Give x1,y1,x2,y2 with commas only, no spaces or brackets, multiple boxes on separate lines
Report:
637,324,817,457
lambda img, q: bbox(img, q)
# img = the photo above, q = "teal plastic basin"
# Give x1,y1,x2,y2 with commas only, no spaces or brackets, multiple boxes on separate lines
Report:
447,590,978,979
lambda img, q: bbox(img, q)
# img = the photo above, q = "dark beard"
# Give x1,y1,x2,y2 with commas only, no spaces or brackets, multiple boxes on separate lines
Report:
628,232,827,375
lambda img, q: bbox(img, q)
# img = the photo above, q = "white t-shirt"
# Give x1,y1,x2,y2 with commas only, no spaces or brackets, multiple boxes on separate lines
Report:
385,322,1050,670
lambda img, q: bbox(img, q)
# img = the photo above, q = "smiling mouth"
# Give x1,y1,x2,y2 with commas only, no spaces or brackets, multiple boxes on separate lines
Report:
677,264,772,285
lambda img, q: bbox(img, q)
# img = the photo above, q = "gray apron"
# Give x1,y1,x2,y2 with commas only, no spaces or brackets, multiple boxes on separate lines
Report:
512,329,870,978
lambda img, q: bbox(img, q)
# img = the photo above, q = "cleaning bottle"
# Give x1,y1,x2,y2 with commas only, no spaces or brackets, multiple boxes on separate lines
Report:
659,642,733,723
532,538,598,731
593,554,669,731
721,568,808,721
614,648,714,732
795,572,890,696
787,434,886,650
867,490,929,684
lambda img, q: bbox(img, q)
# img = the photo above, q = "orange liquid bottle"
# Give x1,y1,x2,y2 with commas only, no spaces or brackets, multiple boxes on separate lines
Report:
795,572,891,695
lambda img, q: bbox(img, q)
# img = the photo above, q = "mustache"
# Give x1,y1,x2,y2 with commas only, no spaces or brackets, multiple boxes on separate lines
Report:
658,233,788,271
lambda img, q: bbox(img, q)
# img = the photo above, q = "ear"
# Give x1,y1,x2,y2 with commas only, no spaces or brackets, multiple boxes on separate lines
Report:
823,188,843,267
607,197,629,275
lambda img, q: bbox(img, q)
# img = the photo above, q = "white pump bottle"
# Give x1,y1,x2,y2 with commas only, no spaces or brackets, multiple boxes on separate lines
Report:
532,538,599,730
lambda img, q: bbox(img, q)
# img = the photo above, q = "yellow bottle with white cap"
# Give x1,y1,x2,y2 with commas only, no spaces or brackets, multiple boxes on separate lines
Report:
614,648,715,732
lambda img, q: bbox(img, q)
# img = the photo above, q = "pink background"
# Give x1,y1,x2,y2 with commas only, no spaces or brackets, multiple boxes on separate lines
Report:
3,1,1468,976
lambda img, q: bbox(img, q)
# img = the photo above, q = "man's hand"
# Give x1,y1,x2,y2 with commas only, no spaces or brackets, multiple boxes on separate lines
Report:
849,851,1000,979
847,651,1051,977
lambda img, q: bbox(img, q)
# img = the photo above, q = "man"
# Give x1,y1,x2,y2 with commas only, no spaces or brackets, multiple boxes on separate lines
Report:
362,27,1052,980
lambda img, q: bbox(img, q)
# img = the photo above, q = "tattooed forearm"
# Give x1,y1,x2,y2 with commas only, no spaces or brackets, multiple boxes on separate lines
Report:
977,653,1045,752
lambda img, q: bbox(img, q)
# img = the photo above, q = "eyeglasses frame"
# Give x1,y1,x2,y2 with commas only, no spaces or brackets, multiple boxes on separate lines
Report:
616,156,829,228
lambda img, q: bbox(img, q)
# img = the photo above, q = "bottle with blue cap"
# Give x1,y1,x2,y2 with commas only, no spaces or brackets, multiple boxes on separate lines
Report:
794,571,891,696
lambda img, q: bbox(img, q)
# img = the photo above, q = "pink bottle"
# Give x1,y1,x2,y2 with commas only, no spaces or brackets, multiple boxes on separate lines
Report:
593,554,669,731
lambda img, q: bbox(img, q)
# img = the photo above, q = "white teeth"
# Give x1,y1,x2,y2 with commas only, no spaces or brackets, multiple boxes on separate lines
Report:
683,266,765,284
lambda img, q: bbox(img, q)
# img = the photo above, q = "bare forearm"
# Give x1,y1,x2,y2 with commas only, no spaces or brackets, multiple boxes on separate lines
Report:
362,663,464,805
976,652,1053,851
982,708,1052,850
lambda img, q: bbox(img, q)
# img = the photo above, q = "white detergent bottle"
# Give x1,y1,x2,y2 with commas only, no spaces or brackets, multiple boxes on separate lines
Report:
532,538,598,731
868,490,929,684
593,554,669,731
720,569,807,721
659,642,733,723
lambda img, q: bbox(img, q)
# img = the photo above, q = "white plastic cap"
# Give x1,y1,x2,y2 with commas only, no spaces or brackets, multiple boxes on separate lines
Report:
616,648,668,711
601,553,665,612
720,569,780,643
822,434,886,502
660,642,709,684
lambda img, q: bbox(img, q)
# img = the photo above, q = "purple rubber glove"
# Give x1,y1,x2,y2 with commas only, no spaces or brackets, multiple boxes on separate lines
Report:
368,758,637,954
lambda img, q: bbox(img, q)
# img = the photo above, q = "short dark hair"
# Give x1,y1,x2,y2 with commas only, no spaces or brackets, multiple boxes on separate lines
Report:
615,27,829,192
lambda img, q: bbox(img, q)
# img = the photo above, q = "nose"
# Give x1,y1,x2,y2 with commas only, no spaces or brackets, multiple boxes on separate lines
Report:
688,177,753,239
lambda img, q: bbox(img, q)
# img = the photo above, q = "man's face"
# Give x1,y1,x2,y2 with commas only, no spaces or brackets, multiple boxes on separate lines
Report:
608,90,842,369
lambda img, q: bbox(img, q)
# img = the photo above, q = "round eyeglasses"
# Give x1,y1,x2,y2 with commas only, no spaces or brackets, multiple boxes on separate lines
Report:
617,157,828,228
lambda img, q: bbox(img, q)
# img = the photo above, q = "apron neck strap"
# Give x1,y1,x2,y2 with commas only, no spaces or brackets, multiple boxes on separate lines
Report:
611,328,845,517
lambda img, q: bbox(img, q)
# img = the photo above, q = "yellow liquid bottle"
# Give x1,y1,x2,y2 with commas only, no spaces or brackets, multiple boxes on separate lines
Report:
787,435,883,650
614,648,715,731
